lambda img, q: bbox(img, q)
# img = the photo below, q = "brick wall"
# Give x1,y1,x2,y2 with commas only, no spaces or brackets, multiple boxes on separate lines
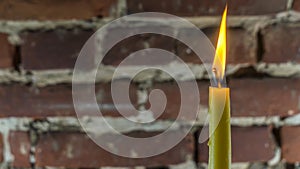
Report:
0,0,300,169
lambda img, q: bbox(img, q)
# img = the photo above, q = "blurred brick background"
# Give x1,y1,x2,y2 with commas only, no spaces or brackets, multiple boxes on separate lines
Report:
0,0,300,169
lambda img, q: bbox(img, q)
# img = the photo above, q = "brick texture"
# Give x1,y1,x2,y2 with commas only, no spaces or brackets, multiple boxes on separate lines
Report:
262,24,300,63
293,0,300,11
177,28,256,64
281,126,300,163
146,81,209,121
35,131,194,168
199,126,276,163
127,0,287,16
0,0,299,167
9,131,31,167
101,27,176,66
0,133,3,162
0,33,15,68
230,78,300,117
21,30,95,70
0,81,137,118
0,0,117,20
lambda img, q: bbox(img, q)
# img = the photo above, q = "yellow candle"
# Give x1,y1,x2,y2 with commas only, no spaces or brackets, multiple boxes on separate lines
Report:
208,5,231,169
208,87,231,169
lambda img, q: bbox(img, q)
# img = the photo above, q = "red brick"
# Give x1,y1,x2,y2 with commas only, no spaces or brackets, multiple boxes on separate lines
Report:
281,126,300,163
230,78,300,117
127,0,287,16
102,31,176,66
0,33,14,68
0,0,117,20
177,27,256,65
0,133,3,162
227,0,287,15
199,126,276,163
146,81,209,121
9,131,31,167
21,30,95,70
293,0,300,11
262,24,300,63
35,131,194,168
0,81,138,118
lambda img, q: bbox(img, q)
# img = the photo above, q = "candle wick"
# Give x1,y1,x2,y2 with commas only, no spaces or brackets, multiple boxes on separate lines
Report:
212,68,222,88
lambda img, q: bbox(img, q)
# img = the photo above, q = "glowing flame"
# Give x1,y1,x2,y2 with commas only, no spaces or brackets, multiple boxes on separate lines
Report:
213,6,227,80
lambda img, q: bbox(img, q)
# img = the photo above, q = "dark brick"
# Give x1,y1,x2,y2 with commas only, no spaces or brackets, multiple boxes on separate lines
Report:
9,131,31,167
227,0,287,15
21,30,95,70
199,126,276,163
177,27,256,65
146,81,209,121
103,32,176,66
281,126,300,163
35,131,194,168
262,24,300,63
0,0,117,20
0,33,15,68
0,81,138,118
293,0,300,11
127,0,287,16
230,78,300,117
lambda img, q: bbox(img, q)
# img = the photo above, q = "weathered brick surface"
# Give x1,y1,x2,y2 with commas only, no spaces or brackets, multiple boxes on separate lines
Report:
146,81,209,120
0,84,74,117
227,0,287,15
0,133,3,162
127,0,287,16
177,28,256,64
0,33,15,68
293,0,300,11
281,126,300,163
262,24,300,63
0,81,137,118
230,78,300,117
21,30,95,70
9,131,31,167
0,0,117,20
102,30,176,66
199,126,276,162
35,131,194,168
0,0,299,167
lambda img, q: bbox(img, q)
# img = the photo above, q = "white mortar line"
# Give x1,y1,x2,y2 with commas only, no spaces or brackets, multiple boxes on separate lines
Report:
4,62,300,86
199,163,250,169
116,0,127,17
283,113,300,126
287,0,294,10
0,115,288,134
255,62,300,77
0,118,31,163
0,63,250,85
230,116,281,127
1,12,300,36
100,167,145,169
268,147,281,166
169,160,197,169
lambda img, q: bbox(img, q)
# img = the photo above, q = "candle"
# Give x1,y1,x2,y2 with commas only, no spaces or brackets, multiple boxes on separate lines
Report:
208,6,231,169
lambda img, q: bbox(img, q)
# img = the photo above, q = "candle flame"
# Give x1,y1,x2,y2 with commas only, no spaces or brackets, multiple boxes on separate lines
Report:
213,6,227,81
